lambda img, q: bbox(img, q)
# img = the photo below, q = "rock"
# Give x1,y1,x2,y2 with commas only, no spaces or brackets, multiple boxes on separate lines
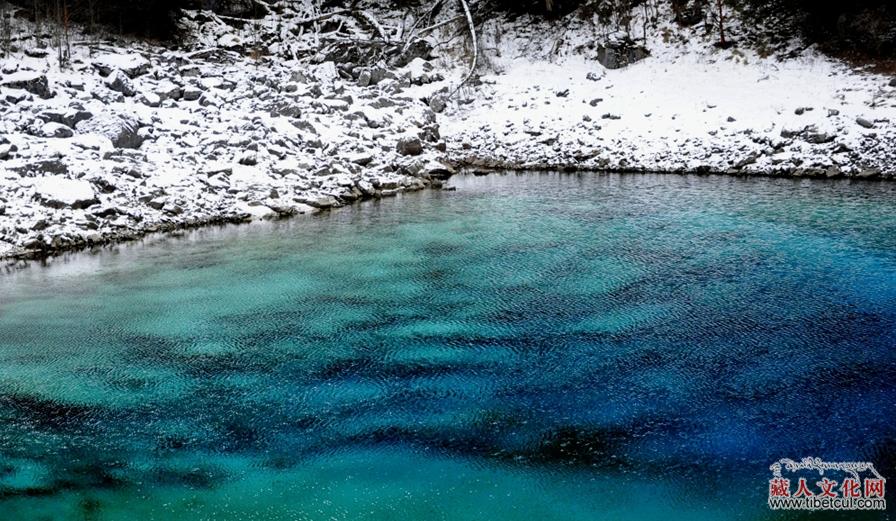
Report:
1,71,53,99
429,93,448,114
217,33,242,48
357,70,372,87
270,101,301,118
804,132,834,145
601,113,621,120
92,53,151,78
140,92,162,107
311,62,339,84
298,194,337,208
596,39,649,69
198,93,220,107
735,153,759,168
391,40,433,67
33,176,98,209
203,161,233,176
396,137,423,156
856,117,875,129
40,108,93,128
146,197,167,210
182,86,203,101
0,144,13,160
179,65,200,77
237,151,258,166
238,202,278,220
589,98,603,107
586,72,602,81
348,153,374,166
104,69,136,97
208,0,269,18
422,161,455,180
76,113,143,149
856,168,881,179
5,89,29,104
40,122,75,138
890,78,896,87
156,81,182,101
358,65,393,87
556,89,570,98
24,47,49,58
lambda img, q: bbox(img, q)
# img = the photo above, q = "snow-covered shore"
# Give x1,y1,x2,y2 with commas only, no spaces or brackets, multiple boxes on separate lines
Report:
442,10,896,177
1,2,895,263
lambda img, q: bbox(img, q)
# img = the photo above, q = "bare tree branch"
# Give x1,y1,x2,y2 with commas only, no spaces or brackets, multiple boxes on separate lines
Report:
449,0,477,100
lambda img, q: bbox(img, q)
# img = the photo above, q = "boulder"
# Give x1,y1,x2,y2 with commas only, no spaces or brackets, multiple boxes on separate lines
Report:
182,86,203,101
140,92,162,107
856,117,875,129
155,81,183,101
40,108,93,128
76,114,144,149
429,93,448,114
391,40,433,67
596,39,649,70
1,71,53,99
40,122,75,138
396,137,423,156
92,53,151,78
33,176,98,209
202,0,269,18
104,69,136,96
357,65,393,87
311,62,339,84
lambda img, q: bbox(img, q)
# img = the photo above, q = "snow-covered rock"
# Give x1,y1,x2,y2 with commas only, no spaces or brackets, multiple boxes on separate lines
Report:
104,70,136,97
76,114,143,149
39,122,75,138
33,176,98,209
1,71,53,99
92,53,151,78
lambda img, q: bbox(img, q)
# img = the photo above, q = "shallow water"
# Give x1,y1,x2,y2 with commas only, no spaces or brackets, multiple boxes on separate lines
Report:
1,172,895,520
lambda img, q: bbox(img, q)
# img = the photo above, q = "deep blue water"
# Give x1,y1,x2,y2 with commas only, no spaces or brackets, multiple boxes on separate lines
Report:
0,172,894,520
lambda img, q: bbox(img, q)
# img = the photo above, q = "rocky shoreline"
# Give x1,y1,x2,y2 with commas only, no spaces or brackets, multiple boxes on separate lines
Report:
2,2,896,265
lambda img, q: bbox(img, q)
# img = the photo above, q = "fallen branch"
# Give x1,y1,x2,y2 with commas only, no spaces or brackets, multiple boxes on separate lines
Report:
294,9,351,26
400,15,464,55
354,10,389,43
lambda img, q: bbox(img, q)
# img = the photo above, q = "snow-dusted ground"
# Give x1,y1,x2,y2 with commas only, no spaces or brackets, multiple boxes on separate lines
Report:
0,6,453,261
444,10,896,176
1,1,894,262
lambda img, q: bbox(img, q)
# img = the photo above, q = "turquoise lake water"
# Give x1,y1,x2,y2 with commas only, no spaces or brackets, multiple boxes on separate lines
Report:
0,172,895,520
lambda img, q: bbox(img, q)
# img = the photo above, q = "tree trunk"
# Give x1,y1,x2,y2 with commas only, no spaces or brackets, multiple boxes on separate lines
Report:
716,0,725,45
